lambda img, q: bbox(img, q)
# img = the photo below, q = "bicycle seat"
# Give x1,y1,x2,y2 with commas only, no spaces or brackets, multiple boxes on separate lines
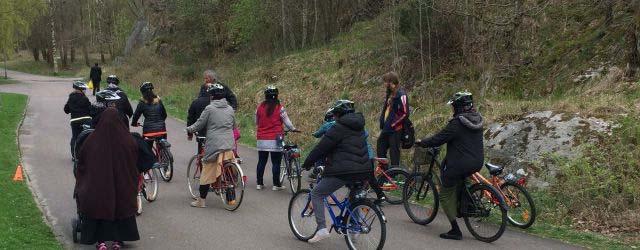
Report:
373,158,389,165
196,136,207,143
485,163,504,176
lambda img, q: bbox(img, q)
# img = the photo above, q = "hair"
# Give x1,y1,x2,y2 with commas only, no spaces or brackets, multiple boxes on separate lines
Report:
263,99,280,117
143,90,157,103
382,71,400,85
203,69,219,83
94,63,98,66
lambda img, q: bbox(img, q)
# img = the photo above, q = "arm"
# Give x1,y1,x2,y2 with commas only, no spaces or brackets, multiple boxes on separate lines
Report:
302,127,340,169
64,98,71,114
186,107,210,133
280,107,296,131
390,94,408,128
159,100,167,120
224,85,238,110
120,92,134,117
131,102,143,126
417,119,459,147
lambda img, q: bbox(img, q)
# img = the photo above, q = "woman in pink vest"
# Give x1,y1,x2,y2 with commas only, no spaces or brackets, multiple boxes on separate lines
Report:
255,85,298,191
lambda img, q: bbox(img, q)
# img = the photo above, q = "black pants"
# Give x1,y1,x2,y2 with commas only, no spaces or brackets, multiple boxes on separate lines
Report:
92,81,101,95
70,120,90,158
145,134,167,153
199,185,209,199
256,151,283,186
376,131,402,167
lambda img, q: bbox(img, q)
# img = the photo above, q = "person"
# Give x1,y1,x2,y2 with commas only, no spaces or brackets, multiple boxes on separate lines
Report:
200,69,238,110
185,83,236,208
89,63,102,96
255,85,298,191
75,108,140,249
301,99,374,243
377,71,409,168
415,91,484,240
131,82,168,151
311,103,385,203
105,75,134,119
187,82,212,153
64,81,92,160
90,90,129,128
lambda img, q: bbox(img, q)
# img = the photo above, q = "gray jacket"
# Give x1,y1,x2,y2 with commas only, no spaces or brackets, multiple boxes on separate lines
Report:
186,99,235,162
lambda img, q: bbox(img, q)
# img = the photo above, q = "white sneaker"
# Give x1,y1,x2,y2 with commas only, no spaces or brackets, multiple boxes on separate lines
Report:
308,228,330,243
256,185,264,190
272,185,286,191
136,196,143,215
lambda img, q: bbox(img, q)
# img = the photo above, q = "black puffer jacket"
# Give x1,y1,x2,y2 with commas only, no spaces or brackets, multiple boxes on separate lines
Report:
131,97,167,134
187,90,211,136
64,92,91,120
418,111,484,177
302,112,373,177
198,82,238,110
105,84,134,118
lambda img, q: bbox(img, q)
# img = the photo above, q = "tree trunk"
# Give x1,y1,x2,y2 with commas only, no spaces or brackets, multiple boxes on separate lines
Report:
32,48,40,61
625,24,639,78
49,0,58,74
71,43,76,63
302,0,308,48
313,0,318,44
418,0,425,80
605,0,614,26
61,43,68,69
281,0,287,51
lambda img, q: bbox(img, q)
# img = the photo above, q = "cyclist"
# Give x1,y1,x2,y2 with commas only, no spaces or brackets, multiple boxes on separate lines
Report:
131,82,168,164
255,85,298,191
185,84,236,208
311,102,385,204
105,75,134,119
415,91,484,240
90,89,128,128
301,99,373,243
64,81,92,160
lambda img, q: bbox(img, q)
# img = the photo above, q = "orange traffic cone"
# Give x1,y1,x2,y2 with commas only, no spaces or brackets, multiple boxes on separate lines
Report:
13,164,24,181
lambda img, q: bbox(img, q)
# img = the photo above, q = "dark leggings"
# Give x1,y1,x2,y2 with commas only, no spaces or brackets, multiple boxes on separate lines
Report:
199,185,209,199
256,151,283,186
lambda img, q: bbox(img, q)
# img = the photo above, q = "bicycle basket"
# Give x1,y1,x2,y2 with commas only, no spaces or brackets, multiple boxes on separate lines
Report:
412,147,433,165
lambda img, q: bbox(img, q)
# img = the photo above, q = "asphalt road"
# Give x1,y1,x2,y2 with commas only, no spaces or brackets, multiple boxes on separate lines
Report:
0,69,581,250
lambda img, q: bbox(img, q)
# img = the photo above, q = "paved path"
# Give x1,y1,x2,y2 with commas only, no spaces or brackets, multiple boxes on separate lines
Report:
0,69,581,249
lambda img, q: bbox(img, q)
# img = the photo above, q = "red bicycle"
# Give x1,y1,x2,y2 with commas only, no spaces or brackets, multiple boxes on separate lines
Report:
372,158,410,205
136,167,159,215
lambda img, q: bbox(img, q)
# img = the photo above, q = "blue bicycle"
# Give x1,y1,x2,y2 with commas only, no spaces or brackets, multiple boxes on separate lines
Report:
288,167,387,249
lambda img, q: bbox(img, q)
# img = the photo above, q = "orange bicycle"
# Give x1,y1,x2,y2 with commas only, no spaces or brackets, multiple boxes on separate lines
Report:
372,158,410,205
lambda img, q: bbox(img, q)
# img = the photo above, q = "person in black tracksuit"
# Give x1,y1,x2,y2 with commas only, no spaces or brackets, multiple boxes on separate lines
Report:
416,91,484,240
301,100,374,243
105,75,134,121
89,63,102,96
64,81,92,159
131,82,168,150
187,87,211,152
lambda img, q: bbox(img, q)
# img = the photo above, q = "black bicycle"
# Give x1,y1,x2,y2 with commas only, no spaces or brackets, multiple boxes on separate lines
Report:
402,146,508,243
279,130,302,194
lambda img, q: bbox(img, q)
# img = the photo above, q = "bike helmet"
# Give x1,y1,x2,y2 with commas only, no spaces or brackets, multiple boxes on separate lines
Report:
331,99,355,117
95,89,121,103
139,81,154,93
324,108,335,122
106,75,120,85
207,83,226,100
448,91,474,113
72,81,88,90
264,85,278,100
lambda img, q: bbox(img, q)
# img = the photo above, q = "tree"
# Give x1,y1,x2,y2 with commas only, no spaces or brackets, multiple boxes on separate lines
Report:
0,0,44,77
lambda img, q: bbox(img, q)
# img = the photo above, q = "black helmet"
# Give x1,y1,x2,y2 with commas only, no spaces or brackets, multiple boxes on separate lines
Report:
331,99,355,117
264,85,278,100
448,91,473,112
106,75,119,85
95,90,121,103
73,81,88,90
324,108,335,122
207,83,226,99
139,82,154,93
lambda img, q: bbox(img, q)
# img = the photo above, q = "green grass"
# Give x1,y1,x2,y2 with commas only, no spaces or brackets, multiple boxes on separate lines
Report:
5,60,84,77
0,77,18,85
0,93,61,249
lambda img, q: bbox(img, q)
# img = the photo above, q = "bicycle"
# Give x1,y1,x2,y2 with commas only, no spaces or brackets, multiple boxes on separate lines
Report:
372,158,410,205
137,167,159,215
187,133,246,211
279,130,303,194
482,163,536,229
402,146,508,243
288,167,387,250
138,127,174,182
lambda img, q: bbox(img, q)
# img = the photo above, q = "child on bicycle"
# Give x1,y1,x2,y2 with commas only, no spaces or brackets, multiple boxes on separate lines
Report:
301,100,375,243
64,81,91,161
415,91,484,240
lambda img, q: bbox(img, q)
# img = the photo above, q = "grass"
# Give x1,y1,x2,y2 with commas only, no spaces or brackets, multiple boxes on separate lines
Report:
4,51,114,78
0,93,61,249
0,77,18,85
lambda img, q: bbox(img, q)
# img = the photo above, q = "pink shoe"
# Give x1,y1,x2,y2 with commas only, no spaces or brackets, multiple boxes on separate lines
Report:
96,242,107,250
112,241,123,250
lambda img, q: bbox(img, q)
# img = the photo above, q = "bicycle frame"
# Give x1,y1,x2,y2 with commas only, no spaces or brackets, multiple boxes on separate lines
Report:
470,172,516,207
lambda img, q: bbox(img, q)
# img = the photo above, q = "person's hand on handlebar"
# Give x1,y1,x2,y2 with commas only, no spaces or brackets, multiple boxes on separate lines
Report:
187,132,193,141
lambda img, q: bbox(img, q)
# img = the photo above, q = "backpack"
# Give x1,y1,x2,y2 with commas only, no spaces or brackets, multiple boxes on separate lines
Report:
401,118,415,149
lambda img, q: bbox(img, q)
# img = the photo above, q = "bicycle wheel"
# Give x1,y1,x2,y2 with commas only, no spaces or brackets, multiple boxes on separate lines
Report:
220,162,245,211
143,169,159,202
288,158,302,194
279,159,288,186
463,183,507,243
186,155,201,199
379,168,410,205
403,175,438,225
158,146,174,182
344,199,386,250
288,189,316,241
501,182,536,229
